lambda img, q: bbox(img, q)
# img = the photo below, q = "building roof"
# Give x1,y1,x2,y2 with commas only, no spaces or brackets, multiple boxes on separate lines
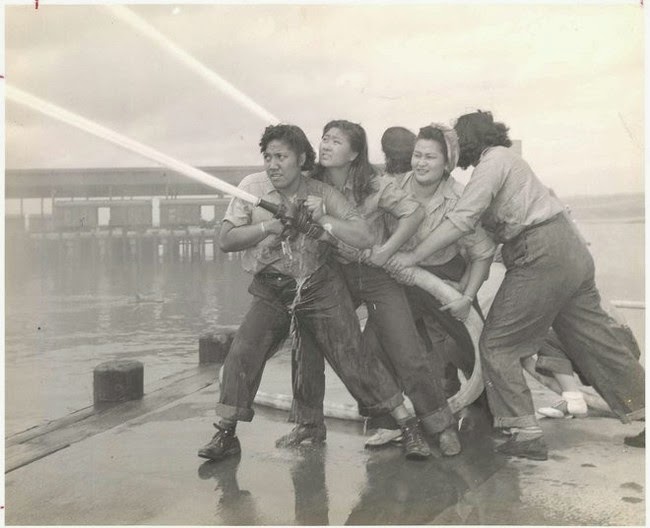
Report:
5,165,261,198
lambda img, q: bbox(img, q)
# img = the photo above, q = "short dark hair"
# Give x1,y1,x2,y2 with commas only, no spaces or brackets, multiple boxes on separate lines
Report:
259,124,316,170
385,157,412,175
454,110,512,169
381,126,416,175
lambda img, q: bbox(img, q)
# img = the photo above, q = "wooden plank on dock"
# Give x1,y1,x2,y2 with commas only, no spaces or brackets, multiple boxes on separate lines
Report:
5,366,219,474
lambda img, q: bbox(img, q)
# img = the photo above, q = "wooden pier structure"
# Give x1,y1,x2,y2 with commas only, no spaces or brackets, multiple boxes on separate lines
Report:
6,165,261,263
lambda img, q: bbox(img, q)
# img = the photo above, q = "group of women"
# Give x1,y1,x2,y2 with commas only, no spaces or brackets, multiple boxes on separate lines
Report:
277,111,645,462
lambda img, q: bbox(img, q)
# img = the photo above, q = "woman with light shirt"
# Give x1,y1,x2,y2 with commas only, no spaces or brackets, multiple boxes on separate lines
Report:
279,119,461,457
390,124,495,326
388,111,645,461
364,124,496,448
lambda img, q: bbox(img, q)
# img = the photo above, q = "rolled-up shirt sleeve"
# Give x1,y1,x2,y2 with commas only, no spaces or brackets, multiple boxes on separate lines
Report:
445,156,506,234
223,181,255,227
459,225,497,261
377,177,421,219
223,196,253,227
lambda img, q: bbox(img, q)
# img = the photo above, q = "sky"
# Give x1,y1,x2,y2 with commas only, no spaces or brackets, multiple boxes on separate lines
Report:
5,2,645,197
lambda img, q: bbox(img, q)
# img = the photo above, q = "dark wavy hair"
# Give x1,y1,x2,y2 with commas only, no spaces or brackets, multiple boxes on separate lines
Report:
311,120,378,205
416,125,451,179
259,124,316,171
454,111,512,169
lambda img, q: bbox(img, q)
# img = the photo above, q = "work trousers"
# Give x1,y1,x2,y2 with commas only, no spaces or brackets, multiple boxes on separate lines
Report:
481,214,645,428
536,323,641,381
366,256,478,431
291,262,453,435
407,257,479,379
216,262,404,422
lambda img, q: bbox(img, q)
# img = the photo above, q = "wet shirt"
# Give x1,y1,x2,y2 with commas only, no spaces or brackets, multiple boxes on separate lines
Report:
322,172,421,262
445,146,565,243
390,172,496,266
223,171,360,278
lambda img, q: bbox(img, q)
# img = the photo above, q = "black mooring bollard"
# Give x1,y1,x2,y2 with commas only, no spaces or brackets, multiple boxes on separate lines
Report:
199,326,238,364
93,360,144,405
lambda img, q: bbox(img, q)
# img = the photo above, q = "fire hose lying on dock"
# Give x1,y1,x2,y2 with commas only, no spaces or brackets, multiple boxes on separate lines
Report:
255,259,614,420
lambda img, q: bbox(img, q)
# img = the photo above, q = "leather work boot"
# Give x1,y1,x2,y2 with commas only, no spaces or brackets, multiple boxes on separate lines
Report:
198,423,241,461
495,434,548,461
400,418,431,460
275,422,326,448
439,426,462,456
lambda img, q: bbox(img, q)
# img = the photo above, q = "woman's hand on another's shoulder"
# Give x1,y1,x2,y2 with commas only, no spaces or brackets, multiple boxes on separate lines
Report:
305,195,326,222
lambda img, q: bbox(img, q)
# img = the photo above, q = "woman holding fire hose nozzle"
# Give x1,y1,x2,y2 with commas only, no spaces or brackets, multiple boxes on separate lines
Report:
199,124,439,462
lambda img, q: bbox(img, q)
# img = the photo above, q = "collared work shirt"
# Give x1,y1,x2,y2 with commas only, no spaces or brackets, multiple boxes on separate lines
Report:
322,172,421,260
445,146,565,243
223,171,359,278
390,172,496,266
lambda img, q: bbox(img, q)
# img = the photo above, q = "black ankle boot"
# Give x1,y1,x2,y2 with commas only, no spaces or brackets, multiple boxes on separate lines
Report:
400,418,431,460
198,423,241,461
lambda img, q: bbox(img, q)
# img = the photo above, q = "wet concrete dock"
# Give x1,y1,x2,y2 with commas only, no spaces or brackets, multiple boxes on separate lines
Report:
5,363,645,525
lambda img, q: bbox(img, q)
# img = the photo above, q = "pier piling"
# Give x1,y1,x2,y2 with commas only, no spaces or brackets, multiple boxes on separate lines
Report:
199,326,238,364
93,360,144,404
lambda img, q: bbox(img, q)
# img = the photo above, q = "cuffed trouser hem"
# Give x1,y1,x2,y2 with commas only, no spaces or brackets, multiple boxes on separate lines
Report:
493,414,539,429
215,402,254,422
289,400,325,424
619,407,645,424
365,413,400,431
363,391,405,416
420,405,455,435
357,392,407,417
535,355,574,376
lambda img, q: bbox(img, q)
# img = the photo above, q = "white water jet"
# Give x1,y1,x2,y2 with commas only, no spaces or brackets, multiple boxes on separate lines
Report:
105,5,280,124
6,84,262,206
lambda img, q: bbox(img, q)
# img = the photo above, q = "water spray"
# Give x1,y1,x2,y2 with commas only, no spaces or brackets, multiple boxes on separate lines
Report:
6,84,485,412
6,84,281,216
105,5,280,124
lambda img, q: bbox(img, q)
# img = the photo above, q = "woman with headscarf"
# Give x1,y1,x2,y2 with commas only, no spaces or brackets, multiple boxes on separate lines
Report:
388,110,645,460
279,119,460,457
363,124,496,447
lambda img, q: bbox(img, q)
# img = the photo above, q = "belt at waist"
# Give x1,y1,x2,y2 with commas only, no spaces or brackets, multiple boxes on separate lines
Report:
256,270,293,282
518,212,563,236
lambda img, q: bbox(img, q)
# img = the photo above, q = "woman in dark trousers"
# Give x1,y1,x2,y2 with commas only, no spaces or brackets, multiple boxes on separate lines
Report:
363,124,496,448
389,110,645,460
279,120,460,456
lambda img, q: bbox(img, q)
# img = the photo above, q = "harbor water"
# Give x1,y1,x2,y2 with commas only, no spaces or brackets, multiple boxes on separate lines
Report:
5,214,644,437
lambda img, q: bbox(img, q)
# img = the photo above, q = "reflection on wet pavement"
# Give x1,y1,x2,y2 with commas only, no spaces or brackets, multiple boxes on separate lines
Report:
346,406,506,525
196,404,512,526
291,447,330,525
5,384,644,525
198,454,262,526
